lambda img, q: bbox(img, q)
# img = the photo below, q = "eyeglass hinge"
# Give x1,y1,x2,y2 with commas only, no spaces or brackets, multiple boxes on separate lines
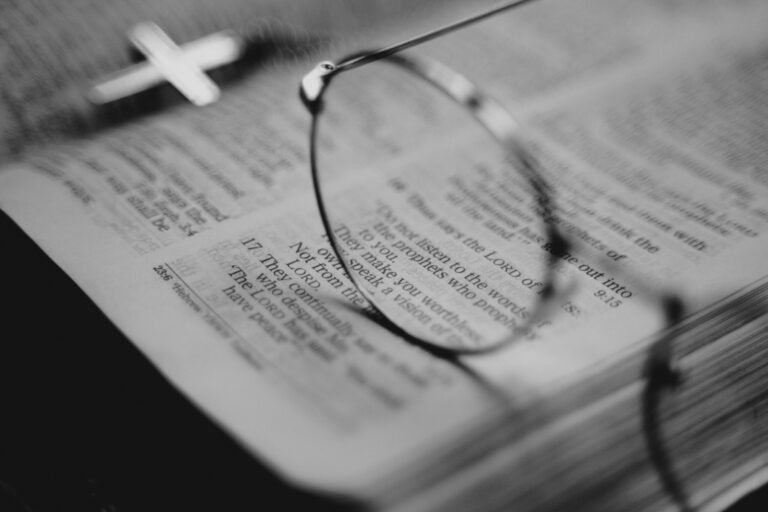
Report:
299,61,336,113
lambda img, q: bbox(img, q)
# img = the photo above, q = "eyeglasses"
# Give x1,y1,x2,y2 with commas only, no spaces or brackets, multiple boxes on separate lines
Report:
296,2,768,511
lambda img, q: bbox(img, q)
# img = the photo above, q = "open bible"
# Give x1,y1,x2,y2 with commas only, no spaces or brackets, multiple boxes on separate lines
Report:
2,1,767,510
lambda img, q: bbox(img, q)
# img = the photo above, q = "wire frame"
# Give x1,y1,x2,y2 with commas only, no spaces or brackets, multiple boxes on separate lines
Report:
300,53,700,509
296,2,713,509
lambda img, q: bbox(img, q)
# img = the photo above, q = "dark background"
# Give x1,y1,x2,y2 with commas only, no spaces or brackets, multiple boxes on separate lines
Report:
1,211,766,512
0,211,358,512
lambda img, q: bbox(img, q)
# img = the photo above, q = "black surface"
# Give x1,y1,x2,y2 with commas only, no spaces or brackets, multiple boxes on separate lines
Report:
0,209,766,511
0,211,358,511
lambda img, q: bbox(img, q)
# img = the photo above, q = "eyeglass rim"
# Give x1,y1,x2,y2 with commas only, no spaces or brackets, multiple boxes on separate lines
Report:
301,51,569,355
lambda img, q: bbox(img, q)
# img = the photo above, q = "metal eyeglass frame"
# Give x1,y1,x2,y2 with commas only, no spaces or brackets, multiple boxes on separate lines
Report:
295,3,713,510
298,43,696,508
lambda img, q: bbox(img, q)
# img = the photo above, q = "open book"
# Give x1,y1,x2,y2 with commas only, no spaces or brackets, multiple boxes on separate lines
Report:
2,0,767,510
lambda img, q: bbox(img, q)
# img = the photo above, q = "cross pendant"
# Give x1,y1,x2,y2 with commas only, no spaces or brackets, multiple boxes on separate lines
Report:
88,22,243,107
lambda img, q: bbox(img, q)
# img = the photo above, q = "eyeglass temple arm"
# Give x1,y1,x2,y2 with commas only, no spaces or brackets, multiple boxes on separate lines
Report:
300,0,539,109
335,0,539,72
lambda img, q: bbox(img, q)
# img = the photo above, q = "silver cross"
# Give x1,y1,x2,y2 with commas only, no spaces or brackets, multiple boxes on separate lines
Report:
88,22,243,106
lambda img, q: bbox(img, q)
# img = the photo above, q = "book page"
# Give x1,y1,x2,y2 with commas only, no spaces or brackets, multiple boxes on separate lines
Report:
453,0,768,387
0,0,469,158
1,0,767,498
1,21,507,493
